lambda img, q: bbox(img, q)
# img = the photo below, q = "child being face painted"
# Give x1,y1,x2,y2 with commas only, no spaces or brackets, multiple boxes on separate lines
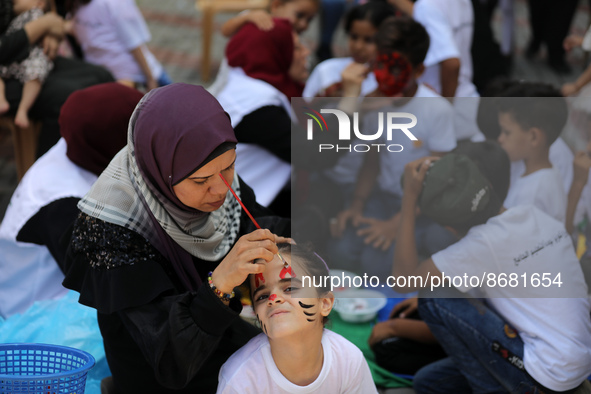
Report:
250,244,334,340
218,244,378,393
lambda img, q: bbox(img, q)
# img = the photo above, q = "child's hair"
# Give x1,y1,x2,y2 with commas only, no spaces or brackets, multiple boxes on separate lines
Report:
375,16,430,67
495,81,567,145
344,1,396,35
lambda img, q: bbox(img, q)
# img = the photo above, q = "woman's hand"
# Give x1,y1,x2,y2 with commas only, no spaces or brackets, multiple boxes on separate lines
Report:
211,229,290,294
42,35,60,60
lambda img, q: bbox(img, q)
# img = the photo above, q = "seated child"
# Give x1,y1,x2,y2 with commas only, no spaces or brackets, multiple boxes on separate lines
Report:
71,0,171,91
0,0,53,128
391,145,591,392
303,1,396,99
217,244,377,393
497,82,568,223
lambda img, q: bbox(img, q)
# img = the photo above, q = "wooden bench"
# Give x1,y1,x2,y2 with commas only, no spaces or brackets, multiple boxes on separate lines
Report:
0,116,40,181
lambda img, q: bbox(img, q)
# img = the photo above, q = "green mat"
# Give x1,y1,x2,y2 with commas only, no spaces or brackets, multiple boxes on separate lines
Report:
327,311,413,389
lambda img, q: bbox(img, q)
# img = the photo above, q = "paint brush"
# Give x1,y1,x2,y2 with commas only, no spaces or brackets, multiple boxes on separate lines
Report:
219,173,289,268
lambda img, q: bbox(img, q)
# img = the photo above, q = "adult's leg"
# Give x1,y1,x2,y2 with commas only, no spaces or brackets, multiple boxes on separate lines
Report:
416,293,542,393
525,0,544,57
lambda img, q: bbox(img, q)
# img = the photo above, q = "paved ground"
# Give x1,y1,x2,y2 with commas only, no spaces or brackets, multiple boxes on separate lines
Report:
1,0,590,220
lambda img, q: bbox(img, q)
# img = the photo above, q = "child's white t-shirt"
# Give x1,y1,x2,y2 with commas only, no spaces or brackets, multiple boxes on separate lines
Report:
217,330,377,394
510,137,574,195
324,84,456,190
413,0,477,99
373,84,456,196
73,0,163,83
431,205,591,391
504,168,567,223
303,57,378,99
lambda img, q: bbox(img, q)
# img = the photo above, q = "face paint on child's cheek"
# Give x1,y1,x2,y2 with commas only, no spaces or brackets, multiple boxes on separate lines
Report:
279,266,296,279
373,52,412,97
257,313,268,335
254,273,265,288
299,301,316,322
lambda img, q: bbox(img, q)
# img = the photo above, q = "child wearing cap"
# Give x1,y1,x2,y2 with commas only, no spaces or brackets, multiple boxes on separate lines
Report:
496,82,568,223
392,142,591,392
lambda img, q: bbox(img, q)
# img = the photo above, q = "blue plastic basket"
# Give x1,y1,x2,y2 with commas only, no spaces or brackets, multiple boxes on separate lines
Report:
0,343,95,394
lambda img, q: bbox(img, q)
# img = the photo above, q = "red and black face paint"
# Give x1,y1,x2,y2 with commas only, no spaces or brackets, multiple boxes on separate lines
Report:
373,52,412,97
299,301,316,322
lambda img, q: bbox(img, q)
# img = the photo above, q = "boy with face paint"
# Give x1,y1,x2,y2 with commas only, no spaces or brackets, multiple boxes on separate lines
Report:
217,244,378,394
328,16,457,288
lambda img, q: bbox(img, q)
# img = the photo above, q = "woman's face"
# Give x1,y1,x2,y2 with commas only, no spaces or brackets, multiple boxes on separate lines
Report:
348,20,378,65
288,32,310,84
172,149,236,212
250,254,334,340
273,0,318,34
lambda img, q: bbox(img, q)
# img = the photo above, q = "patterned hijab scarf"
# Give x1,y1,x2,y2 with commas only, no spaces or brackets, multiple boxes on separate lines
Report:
78,83,241,291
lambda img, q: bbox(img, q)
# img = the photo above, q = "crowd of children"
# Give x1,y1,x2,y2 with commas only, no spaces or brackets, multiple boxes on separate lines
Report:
1,0,591,393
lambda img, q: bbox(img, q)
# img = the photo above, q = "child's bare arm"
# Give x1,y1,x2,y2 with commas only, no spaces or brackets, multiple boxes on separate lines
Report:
562,64,591,96
130,46,157,91
221,10,273,37
566,152,591,234
439,58,460,98
368,319,437,347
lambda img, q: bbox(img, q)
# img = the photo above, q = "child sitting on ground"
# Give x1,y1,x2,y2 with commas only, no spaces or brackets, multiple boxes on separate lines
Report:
497,82,568,223
0,0,53,128
303,1,396,99
217,244,377,393
392,145,591,392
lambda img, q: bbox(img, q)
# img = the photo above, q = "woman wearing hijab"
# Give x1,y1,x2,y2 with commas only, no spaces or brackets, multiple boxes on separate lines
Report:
0,0,113,156
62,83,290,394
0,82,143,319
215,18,309,209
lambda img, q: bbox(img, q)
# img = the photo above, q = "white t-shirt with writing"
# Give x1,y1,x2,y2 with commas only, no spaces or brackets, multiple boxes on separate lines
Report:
432,205,591,391
217,330,377,394
504,168,567,223
73,0,163,83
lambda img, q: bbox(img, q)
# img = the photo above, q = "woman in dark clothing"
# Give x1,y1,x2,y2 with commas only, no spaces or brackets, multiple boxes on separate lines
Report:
62,83,291,393
0,83,142,319
0,0,113,156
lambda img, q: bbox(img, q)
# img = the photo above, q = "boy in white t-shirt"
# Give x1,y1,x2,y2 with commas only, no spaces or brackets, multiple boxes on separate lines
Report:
392,146,591,392
497,82,568,223
71,0,171,91
217,244,377,394
328,17,456,285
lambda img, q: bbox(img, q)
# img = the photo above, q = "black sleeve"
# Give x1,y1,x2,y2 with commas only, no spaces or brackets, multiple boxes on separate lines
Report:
237,177,291,236
0,30,30,65
116,285,246,390
17,197,80,271
234,106,292,163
